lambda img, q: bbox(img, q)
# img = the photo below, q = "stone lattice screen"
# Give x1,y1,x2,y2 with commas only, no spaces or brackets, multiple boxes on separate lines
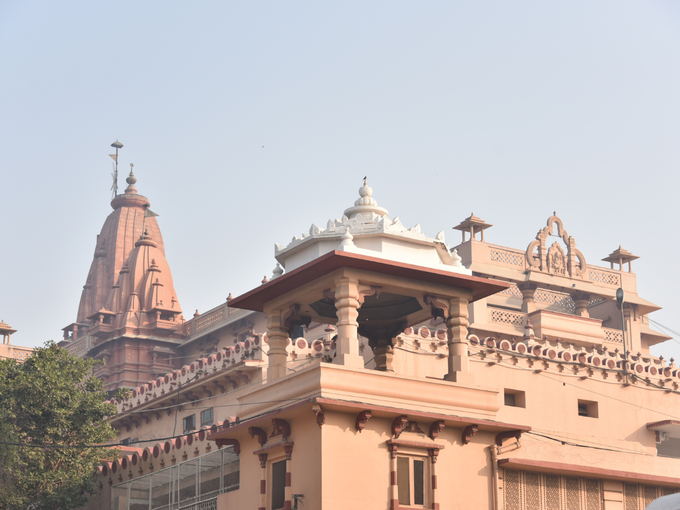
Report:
502,469,677,510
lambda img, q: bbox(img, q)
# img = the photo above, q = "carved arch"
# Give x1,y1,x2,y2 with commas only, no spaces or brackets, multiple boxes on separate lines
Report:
525,214,587,278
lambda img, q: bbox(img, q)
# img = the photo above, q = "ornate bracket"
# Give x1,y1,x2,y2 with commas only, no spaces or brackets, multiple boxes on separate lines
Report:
282,304,301,328
428,420,445,440
495,430,523,446
248,426,267,447
424,295,449,320
428,448,440,463
462,424,478,445
355,410,372,433
258,453,268,468
357,285,382,305
282,303,311,335
271,418,291,439
312,404,325,427
391,415,409,438
284,443,294,460
215,438,241,455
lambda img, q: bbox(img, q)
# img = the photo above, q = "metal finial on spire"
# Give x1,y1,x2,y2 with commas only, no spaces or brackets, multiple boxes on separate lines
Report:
363,176,367,186
126,163,137,185
109,140,123,199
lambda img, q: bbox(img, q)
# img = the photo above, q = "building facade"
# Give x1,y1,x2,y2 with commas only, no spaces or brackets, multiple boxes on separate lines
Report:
69,176,679,510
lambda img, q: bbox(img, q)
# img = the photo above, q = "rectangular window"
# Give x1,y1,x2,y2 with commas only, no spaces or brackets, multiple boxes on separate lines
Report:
201,408,213,427
397,456,425,506
271,460,286,510
183,414,196,434
578,399,598,418
504,389,526,408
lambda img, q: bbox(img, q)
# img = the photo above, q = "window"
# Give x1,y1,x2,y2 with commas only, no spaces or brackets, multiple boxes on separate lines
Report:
397,456,425,506
504,389,526,408
271,460,286,510
201,408,213,427
578,399,598,418
183,414,196,433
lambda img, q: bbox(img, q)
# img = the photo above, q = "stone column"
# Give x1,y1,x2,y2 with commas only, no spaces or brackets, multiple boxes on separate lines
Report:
429,449,439,509
284,444,294,510
266,312,289,381
518,283,538,313
334,276,365,369
444,297,474,384
258,453,268,510
573,292,590,317
388,444,399,510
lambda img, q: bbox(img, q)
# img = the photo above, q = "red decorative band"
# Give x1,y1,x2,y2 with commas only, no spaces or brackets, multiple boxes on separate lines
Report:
286,472,291,486
260,480,266,494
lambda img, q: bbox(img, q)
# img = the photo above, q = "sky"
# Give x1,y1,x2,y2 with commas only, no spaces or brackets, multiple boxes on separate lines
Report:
1,1,679,358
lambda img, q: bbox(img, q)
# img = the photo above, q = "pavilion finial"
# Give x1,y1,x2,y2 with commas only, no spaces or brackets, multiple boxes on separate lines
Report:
343,177,388,219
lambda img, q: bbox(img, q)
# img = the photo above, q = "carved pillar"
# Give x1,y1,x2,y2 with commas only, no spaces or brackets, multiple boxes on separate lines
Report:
266,312,289,381
334,276,364,369
518,283,538,313
573,292,590,318
444,296,474,384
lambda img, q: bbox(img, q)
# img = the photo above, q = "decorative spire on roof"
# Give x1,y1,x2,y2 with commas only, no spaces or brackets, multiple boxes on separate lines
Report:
602,246,639,273
343,177,389,219
124,164,137,195
0,320,17,345
453,213,493,243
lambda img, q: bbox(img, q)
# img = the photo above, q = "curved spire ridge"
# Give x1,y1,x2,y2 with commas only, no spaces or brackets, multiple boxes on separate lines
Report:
102,231,183,330
343,177,389,219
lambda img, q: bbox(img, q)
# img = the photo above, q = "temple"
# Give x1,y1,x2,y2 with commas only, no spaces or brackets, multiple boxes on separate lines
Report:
65,163,679,510
62,169,184,391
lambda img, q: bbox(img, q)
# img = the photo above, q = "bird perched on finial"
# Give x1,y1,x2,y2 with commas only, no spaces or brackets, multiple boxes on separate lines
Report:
363,176,367,186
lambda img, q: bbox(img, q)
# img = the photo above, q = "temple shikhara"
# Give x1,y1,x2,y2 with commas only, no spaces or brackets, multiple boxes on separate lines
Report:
49,155,679,510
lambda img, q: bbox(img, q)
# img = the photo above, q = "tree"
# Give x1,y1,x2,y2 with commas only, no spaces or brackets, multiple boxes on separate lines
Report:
0,341,119,510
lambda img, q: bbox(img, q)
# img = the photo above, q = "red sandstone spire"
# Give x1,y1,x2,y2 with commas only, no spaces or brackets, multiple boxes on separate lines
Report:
76,168,166,324
63,161,185,391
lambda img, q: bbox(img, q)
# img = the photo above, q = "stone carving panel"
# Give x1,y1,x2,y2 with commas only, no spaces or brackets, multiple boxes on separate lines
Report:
525,214,587,279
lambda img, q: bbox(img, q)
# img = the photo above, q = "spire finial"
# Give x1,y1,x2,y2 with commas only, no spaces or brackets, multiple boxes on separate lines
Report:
363,176,367,187
126,163,137,185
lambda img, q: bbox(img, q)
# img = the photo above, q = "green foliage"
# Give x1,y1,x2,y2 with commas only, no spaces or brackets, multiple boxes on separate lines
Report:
0,341,119,510
112,387,132,403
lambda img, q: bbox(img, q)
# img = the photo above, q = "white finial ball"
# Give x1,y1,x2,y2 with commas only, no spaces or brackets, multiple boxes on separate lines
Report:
359,184,373,198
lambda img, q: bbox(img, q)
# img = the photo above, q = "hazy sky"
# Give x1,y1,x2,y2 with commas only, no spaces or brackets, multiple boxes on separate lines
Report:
1,2,679,359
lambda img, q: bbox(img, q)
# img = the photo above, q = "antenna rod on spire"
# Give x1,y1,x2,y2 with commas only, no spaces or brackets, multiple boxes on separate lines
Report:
110,140,123,199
